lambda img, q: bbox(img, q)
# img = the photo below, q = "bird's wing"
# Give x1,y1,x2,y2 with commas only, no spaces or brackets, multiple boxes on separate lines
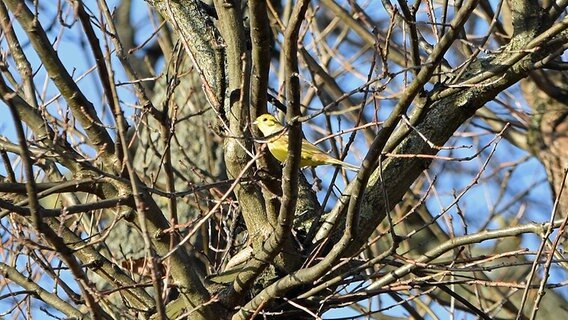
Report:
301,139,328,155
302,140,359,171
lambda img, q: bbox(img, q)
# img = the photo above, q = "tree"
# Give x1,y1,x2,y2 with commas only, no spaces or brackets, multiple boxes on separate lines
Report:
0,0,567,319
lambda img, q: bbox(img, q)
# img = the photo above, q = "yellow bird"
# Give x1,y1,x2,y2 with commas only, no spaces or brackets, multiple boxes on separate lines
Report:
253,114,358,171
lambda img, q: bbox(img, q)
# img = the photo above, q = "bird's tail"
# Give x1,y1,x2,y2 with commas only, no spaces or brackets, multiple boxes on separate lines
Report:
330,159,359,171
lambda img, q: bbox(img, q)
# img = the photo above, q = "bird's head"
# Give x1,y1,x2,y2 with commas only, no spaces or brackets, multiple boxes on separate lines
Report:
253,114,284,136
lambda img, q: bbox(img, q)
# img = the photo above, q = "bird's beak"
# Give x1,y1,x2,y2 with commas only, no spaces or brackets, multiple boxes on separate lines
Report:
252,119,258,125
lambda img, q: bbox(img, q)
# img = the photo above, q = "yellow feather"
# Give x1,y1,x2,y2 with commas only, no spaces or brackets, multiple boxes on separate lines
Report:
253,114,358,171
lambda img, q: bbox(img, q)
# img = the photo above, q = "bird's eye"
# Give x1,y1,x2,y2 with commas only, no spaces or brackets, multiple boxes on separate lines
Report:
263,118,267,122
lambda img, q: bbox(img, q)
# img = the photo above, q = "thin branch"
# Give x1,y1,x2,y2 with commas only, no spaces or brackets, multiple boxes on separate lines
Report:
3,0,117,167
0,262,84,318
